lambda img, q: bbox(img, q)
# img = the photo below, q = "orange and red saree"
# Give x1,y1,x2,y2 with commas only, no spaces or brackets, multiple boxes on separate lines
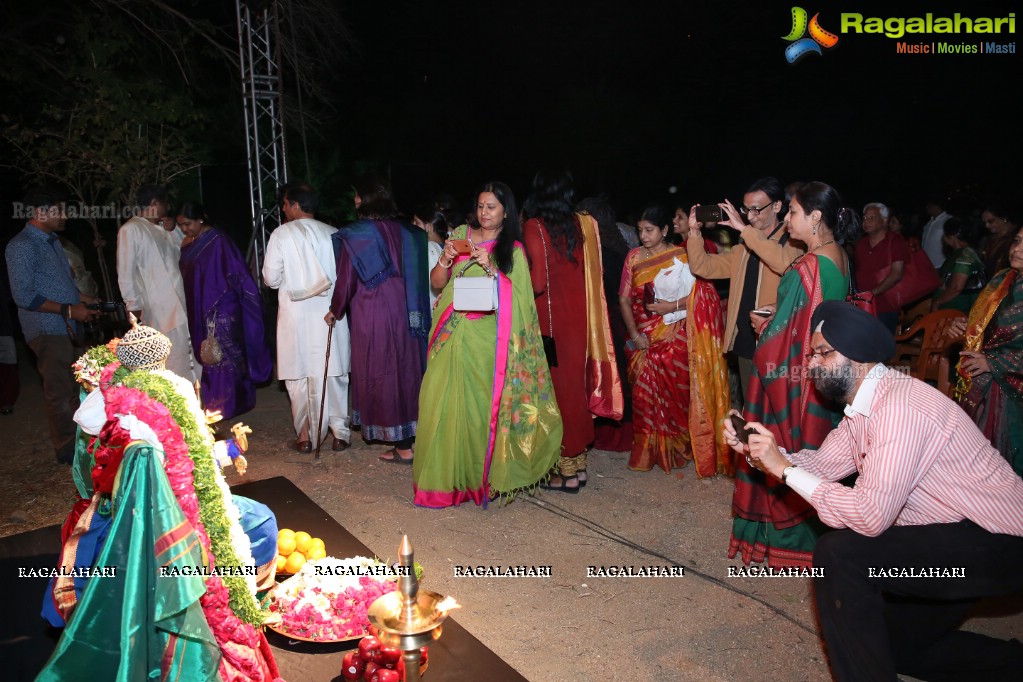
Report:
620,246,730,475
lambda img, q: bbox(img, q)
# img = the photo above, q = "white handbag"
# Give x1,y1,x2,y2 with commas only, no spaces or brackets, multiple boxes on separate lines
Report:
453,259,498,312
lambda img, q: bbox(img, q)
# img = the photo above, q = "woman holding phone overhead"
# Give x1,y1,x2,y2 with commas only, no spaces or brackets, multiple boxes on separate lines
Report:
414,181,562,508
728,181,858,568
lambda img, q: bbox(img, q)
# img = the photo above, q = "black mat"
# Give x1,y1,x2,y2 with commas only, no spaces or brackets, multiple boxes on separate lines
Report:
0,477,526,681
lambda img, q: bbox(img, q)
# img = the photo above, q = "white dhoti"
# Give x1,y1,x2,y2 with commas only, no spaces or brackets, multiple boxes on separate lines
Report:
285,375,350,445
165,324,200,382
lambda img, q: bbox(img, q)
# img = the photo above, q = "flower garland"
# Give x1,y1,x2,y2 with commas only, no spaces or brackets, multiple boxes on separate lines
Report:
73,343,122,388
117,371,263,626
102,385,272,677
153,369,259,597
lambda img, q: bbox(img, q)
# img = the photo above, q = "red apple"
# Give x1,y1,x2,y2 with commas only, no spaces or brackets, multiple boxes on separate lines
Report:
363,661,381,681
358,635,382,663
420,646,429,666
367,624,379,637
379,644,401,666
376,669,400,682
341,651,365,680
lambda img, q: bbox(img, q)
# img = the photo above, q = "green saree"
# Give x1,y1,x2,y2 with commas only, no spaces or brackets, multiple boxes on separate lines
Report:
414,228,562,507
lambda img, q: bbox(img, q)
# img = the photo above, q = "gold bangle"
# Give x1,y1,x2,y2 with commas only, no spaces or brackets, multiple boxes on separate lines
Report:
438,258,453,269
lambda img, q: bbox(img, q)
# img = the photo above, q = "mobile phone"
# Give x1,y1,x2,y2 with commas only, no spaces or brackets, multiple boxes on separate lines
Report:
694,205,724,224
751,308,774,317
643,283,656,307
730,414,751,444
450,239,472,254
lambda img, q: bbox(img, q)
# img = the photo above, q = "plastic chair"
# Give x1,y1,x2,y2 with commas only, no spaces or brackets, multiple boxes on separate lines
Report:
892,309,966,396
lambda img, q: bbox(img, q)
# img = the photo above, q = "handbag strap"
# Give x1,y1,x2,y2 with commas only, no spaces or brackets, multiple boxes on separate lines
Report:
535,222,554,339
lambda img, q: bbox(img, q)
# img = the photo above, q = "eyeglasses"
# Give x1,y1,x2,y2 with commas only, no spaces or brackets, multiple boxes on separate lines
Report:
805,348,837,361
740,202,776,217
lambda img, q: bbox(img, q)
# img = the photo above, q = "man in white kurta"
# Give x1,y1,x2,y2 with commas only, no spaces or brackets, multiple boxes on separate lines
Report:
262,182,351,452
116,185,196,380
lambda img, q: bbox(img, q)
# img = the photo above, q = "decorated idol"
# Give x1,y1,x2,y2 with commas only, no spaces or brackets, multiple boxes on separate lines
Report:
38,318,282,681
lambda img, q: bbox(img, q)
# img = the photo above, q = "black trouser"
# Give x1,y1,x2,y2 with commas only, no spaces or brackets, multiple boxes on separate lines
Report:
813,521,1023,682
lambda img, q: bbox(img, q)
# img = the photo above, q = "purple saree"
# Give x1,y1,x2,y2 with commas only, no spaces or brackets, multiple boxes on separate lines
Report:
331,219,428,442
179,228,272,418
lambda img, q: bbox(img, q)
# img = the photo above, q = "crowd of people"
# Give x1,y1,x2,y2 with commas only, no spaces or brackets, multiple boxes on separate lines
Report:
5,173,1023,679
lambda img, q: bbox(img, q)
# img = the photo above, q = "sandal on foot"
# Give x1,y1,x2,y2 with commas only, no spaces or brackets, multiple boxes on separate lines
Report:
378,447,413,464
577,471,588,488
543,474,580,494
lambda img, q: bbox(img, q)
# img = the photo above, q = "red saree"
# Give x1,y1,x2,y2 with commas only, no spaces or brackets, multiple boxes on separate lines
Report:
620,246,731,475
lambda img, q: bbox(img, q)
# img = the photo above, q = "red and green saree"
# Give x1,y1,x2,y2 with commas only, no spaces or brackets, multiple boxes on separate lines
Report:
729,254,848,568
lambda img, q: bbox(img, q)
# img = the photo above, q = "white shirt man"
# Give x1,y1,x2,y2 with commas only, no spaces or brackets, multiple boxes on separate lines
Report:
262,182,351,452
116,185,196,380
920,201,951,268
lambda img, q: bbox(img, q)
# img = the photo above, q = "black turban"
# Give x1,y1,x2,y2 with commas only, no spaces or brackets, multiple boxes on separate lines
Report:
809,301,895,363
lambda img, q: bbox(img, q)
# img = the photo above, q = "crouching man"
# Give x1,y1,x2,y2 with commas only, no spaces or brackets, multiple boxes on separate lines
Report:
724,300,1023,682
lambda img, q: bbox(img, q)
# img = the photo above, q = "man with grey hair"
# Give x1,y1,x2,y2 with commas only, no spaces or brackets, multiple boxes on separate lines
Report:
853,202,909,332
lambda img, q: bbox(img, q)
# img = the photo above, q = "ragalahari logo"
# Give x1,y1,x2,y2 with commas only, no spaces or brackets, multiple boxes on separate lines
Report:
783,7,839,63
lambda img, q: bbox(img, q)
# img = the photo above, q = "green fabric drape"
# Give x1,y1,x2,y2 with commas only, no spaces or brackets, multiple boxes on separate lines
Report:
37,443,221,681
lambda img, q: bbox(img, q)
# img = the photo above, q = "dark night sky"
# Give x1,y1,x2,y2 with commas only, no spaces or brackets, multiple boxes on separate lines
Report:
326,0,1020,216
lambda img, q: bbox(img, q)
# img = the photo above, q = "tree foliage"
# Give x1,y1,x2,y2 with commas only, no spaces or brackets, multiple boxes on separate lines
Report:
0,1,233,209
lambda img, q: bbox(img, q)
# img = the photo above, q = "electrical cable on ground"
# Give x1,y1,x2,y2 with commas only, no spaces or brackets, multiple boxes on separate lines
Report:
524,495,818,636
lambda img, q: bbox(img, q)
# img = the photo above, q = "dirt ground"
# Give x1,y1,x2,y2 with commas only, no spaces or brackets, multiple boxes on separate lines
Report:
3,357,1022,681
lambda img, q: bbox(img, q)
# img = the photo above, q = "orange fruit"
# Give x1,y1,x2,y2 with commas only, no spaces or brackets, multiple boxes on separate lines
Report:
294,531,313,554
278,528,294,540
305,545,326,561
310,537,325,550
278,535,296,556
284,551,306,574
276,554,287,572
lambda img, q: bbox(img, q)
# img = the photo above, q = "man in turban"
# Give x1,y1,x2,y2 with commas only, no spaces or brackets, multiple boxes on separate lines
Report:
724,301,1023,681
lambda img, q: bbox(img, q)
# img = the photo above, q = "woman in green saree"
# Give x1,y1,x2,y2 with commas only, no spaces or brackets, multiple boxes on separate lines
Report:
931,217,986,314
414,182,563,507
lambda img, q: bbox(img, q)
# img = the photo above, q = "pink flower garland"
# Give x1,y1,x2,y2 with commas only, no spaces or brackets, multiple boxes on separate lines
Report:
102,385,281,682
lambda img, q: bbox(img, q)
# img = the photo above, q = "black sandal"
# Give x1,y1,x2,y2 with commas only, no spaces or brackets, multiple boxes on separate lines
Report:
378,447,413,464
543,474,580,494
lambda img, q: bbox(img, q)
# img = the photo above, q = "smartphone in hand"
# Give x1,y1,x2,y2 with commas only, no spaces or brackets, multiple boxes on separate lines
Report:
450,239,473,254
730,414,752,444
694,205,724,223
751,308,773,317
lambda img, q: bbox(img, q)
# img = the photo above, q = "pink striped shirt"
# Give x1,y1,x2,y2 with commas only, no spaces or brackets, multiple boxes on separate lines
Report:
788,365,1023,537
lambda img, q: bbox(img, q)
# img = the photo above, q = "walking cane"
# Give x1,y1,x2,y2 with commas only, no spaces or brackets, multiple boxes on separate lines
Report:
314,320,334,461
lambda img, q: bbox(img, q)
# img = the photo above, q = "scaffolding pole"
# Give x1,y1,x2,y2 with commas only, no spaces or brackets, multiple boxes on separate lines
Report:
236,0,288,289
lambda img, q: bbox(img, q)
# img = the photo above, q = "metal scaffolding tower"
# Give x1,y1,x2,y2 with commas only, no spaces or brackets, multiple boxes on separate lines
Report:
236,0,288,287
